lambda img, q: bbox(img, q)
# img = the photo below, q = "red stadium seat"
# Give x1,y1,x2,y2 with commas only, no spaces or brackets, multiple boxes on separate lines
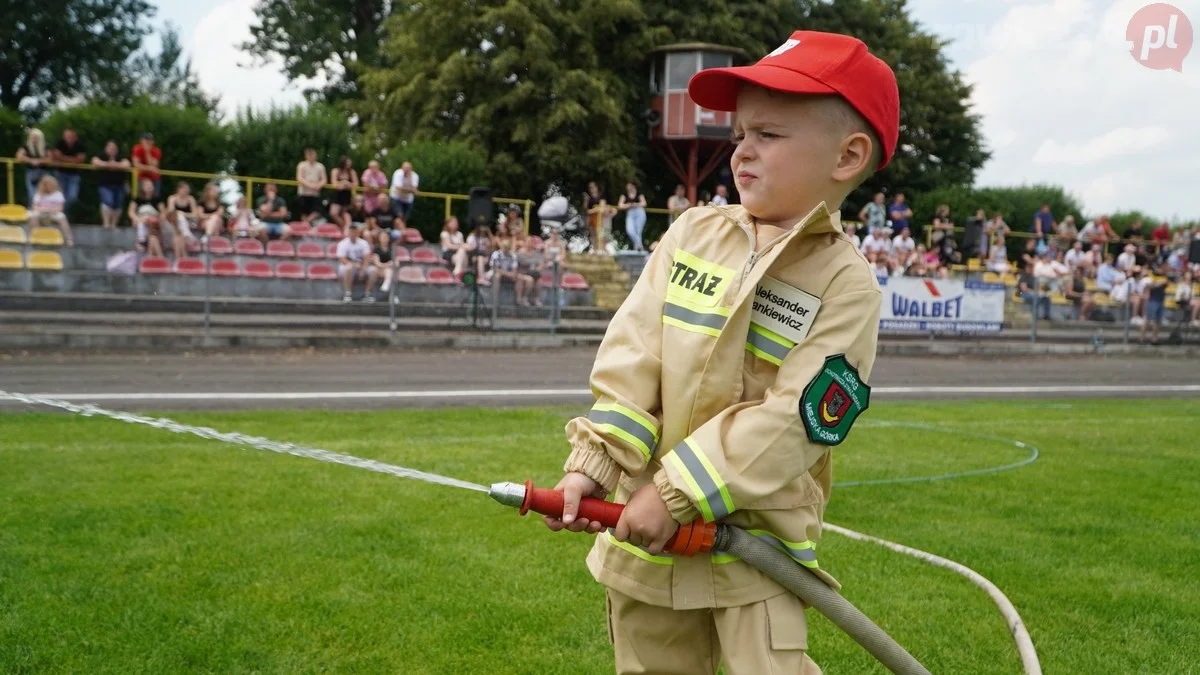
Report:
327,242,340,258
288,221,312,237
315,223,343,239
561,272,589,290
392,246,411,262
306,263,338,280
411,247,440,264
539,271,554,286
267,240,295,257
397,266,426,284
175,258,207,276
212,259,240,277
276,261,305,279
403,228,424,244
243,260,274,278
139,256,170,275
206,236,232,255
296,241,325,259
426,268,456,285
235,239,265,256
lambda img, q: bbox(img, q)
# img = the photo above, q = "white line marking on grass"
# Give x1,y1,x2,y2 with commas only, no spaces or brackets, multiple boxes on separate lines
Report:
6,384,1200,403
825,523,1043,675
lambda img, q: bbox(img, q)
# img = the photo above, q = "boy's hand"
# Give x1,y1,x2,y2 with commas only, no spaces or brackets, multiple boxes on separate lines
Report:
542,472,606,534
613,485,679,555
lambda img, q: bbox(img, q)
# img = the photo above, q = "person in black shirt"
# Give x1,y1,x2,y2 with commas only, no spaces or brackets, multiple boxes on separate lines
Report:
51,128,86,212
91,140,130,229
1018,262,1050,320
369,232,395,296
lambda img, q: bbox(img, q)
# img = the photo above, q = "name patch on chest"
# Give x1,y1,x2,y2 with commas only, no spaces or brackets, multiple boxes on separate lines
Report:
751,276,821,343
667,249,735,308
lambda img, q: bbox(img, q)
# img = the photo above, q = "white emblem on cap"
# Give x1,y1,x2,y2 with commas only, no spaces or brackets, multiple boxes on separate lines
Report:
767,39,800,58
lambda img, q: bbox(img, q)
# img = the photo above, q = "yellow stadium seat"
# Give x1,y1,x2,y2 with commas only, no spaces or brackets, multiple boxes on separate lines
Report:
30,226,64,246
982,272,1003,284
1002,274,1018,287
25,250,63,271
0,247,23,269
0,203,28,222
0,224,25,244
1084,279,1097,291
967,258,982,272
1050,292,1070,305
1165,298,1178,311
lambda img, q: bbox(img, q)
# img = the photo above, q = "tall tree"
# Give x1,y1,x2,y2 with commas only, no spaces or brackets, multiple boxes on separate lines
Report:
242,0,392,105
89,24,222,117
0,0,154,116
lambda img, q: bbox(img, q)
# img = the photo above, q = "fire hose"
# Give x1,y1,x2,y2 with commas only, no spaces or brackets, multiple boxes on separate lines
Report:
489,480,931,675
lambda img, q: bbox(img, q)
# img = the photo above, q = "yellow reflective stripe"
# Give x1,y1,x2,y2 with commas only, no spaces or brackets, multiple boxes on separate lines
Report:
745,322,796,366
665,438,734,523
709,530,819,568
711,552,739,565
589,403,660,460
607,531,674,565
662,301,728,338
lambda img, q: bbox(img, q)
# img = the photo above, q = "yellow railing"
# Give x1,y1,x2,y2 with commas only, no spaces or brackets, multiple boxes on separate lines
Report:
2,157,535,234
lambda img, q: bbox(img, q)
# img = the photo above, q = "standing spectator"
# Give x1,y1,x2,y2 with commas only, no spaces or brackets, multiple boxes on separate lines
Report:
329,156,357,227
14,128,49,206
930,204,954,246
295,148,327,223
197,182,225,238
27,175,75,246
336,224,376,302
964,208,988,259
710,184,730,206
1141,264,1169,342
666,184,690,224
360,160,388,213
584,181,604,248
389,161,420,221
1056,215,1078,250
164,181,199,259
1151,221,1173,249
887,193,912,232
440,216,466,272
618,181,648,252
1033,204,1056,242
516,235,546,306
695,190,711,207
51,128,86,213
858,192,886,234
91,140,130,229
1124,219,1146,243
254,183,293,242
131,132,162,198
127,178,164,257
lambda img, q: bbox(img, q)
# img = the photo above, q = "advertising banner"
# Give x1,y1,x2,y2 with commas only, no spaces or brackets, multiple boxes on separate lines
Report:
879,278,1006,333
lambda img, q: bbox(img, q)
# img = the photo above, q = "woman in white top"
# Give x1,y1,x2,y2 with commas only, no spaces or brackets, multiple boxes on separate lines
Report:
987,235,1010,274
440,216,466,273
27,174,74,246
15,128,49,206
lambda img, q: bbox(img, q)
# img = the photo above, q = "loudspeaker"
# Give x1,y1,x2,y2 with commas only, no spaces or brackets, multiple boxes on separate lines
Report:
467,187,493,230
962,218,984,256
1189,238,1200,264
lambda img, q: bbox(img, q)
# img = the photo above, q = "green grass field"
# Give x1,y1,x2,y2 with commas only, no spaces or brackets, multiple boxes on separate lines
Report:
2,400,1199,674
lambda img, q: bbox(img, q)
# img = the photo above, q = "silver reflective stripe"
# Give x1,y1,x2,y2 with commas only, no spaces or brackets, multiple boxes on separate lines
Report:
663,302,727,331
746,329,793,362
672,440,732,520
588,407,658,455
755,532,817,563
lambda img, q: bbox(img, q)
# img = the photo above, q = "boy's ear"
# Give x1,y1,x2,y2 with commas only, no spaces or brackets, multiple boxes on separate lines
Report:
831,132,873,183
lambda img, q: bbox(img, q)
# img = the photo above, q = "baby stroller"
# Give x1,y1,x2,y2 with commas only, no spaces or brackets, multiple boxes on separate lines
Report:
537,195,591,254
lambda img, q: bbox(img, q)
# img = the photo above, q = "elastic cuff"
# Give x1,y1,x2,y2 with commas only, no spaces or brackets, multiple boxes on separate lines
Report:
655,468,701,524
563,441,623,494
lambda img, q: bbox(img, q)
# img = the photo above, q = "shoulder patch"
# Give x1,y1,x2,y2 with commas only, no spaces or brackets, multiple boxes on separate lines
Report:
799,354,870,446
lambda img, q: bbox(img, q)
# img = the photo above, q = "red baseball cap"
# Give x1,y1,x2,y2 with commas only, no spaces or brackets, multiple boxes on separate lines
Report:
688,30,900,170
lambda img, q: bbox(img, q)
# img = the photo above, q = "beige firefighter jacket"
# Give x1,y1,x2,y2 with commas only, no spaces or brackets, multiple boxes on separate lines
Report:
563,201,882,611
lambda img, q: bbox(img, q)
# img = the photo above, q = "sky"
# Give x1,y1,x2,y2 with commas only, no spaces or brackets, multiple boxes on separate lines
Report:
153,0,1199,222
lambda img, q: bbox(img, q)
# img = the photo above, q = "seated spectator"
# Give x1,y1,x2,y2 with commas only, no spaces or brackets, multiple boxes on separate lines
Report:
347,193,369,226
360,160,389,213
197,182,225,238
374,195,395,230
1020,238,1040,269
28,174,75,246
891,226,916,259
91,140,130,229
1063,241,1088,275
1018,262,1050,320
440,216,466,272
457,224,495,280
1033,250,1068,293
844,222,861,250
1176,270,1198,327
164,181,200,258
295,148,327,223
388,214,408,245
369,231,394,295
987,235,1011,274
228,196,263,240
1063,267,1093,321
1152,221,1172,248
488,236,531,300
1095,254,1124,293
936,232,962,267
254,183,293,242
127,178,164,258
516,235,545,306
860,227,891,259
336,224,376,302
543,228,567,272
362,214,388,249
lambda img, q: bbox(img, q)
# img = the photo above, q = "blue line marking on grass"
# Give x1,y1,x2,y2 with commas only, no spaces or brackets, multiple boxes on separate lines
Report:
835,420,1040,488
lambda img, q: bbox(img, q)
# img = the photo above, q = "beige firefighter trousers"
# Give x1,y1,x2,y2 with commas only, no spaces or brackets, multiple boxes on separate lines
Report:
605,588,822,675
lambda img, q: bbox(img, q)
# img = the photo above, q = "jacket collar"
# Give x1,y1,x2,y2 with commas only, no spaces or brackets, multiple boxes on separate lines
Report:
715,202,843,241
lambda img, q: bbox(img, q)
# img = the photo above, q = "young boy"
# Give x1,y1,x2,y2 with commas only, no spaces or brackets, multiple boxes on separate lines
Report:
542,30,899,674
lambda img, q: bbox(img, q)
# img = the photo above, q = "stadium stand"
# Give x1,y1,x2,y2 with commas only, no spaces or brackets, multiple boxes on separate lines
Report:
0,248,23,269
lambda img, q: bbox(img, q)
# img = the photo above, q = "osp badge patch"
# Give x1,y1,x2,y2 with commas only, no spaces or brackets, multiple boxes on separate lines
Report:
800,354,870,446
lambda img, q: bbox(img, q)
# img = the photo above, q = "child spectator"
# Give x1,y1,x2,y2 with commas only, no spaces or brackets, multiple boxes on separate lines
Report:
28,174,75,246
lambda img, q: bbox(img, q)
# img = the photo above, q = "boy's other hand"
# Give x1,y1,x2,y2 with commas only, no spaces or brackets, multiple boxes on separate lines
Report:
613,485,679,555
542,472,606,534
